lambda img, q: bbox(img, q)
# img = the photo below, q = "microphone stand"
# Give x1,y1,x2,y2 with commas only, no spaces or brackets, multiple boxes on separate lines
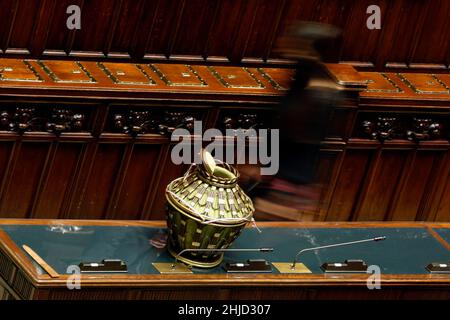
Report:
291,236,386,270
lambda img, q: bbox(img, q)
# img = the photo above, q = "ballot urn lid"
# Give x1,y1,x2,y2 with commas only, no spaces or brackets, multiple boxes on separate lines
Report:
165,150,254,226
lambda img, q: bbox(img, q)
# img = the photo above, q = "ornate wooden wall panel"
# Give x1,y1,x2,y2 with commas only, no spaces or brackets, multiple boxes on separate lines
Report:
389,150,447,221
325,149,373,221
353,149,410,221
313,148,344,221
0,57,448,222
1,0,450,68
435,181,450,221
32,142,85,219
0,142,50,218
67,143,126,219
110,143,161,220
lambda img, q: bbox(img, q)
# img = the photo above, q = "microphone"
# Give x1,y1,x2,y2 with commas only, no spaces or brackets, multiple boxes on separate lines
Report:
291,236,386,270
172,248,274,269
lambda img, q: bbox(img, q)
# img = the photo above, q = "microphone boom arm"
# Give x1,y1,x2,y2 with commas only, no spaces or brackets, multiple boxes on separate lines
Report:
291,236,386,269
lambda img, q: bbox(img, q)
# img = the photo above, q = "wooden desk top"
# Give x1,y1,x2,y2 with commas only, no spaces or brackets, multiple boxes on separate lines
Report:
0,59,294,101
1,58,450,107
0,219,449,291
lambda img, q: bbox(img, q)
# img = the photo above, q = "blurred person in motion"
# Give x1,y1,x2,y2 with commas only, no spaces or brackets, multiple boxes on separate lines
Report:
240,22,344,221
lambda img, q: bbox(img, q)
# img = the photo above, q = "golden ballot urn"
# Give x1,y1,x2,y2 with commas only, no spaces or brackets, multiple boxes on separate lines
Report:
165,150,255,268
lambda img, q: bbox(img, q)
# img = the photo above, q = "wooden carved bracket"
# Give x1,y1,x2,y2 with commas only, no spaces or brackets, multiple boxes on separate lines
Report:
1,107,37,133
157,112,195,135
406,118,442,142
46,109,86,135
362,117,397,141
0,107,86,134
222,113,265,137
113,111,196,137
361,116,443,142
114,111,154,136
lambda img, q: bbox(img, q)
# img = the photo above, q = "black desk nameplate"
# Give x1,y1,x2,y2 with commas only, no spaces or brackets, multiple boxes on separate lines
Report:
79,259,128,273
426,262,450,274
224,259,272,273
321,259,368,273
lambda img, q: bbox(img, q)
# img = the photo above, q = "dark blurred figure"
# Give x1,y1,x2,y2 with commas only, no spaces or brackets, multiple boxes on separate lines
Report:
242,22,343,221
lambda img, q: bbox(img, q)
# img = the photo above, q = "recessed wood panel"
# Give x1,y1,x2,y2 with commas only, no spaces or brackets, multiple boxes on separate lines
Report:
206,0,245,59
327,107,355,139
314,150,342,221
144,0,182,56
0,1,16,51
108,0,146,56
389,151,444,221
44,0,81,53
112,144,161,220
33,143,84,219
378,0,429,66
1,0,450,66
149,157,187,220
326,150,372,221
356,150,409,221
241,0,285,59
0,142,14,195
409,0,450,64
6,0,42,51
339,0,390,64
71,143,125,219
170,0,217,56
71,0,117,54
0,142,50,218
435,175,450,222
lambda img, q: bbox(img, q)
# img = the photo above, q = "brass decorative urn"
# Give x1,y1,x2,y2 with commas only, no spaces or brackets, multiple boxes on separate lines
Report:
165,150,254,268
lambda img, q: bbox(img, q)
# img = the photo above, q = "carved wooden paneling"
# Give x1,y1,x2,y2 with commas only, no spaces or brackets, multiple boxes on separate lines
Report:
1,0,450,67
0,142,51,218
0,107,87,135
354,150,410,221
361,72,450,99
106,0,146,58
32,143,84,219
43,0,81,56
356,111,449,143
326,150,373,221
435,173,450,222
406,0,450,66
110,144,161,220
0,143,14,214
0,59,289,99
68,143,125,219
218,110,276,134
339,0,390,65
0,59,447,223
389,151,447,221
313,149,344,221
71,0,118,56
109,108,200,137
327,107,357,140
2,0,44,55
